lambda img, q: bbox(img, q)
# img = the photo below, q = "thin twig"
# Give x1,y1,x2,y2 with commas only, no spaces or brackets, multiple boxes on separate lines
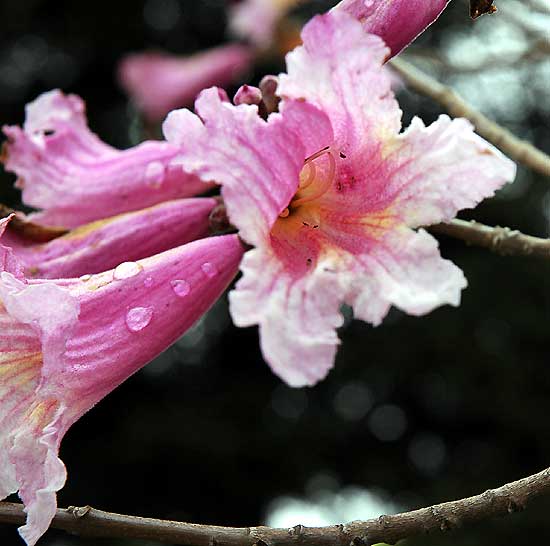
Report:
430,218,550,258
1,468,548,545
390,57,550,178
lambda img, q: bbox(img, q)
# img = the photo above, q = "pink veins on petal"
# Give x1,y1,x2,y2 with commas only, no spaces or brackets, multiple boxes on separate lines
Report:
166,9,516,388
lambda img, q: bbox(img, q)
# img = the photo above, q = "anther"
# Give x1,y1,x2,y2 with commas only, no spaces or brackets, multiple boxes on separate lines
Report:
292,149,336,207
279,207,290,218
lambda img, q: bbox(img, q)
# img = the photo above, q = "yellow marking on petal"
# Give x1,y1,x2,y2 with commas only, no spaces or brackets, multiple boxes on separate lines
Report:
25,398,59,431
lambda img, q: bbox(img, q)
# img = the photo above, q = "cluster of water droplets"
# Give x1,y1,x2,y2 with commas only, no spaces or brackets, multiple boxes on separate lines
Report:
96,259,222,334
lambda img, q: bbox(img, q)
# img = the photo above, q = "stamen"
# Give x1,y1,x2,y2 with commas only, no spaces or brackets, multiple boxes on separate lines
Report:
279,207,290,218
298,162,316,191
292,150,336,207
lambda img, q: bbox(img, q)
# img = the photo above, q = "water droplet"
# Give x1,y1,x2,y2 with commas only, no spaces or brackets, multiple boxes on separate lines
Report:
79,274,92,282
201,262,217,278
114,261,143,280
171,279,190,298
144,161,165,188
126,306,153,332
144,276,154,288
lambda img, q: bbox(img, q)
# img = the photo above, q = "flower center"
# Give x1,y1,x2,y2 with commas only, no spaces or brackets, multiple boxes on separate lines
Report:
279,146,337,218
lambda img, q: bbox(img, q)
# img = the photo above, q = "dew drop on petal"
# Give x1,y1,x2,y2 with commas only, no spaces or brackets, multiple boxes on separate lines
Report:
79,274,92,282
114,261,143,280
201,262,217,278
144,161,165,189
144,276,154,288
126,306,153,332
171,279,190,297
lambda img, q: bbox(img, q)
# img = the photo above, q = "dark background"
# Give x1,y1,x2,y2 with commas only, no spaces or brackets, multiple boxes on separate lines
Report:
1,0,549,545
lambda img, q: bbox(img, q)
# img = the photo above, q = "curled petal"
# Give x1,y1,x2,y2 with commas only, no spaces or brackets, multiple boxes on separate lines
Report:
164,89,332,246
0,234,245,545
3,197,218,279
279,9,401,151
335,0,450,56
389,116,516,226
2,90,209,228
230,247,344,387
118,46,254,123
347,227,467,325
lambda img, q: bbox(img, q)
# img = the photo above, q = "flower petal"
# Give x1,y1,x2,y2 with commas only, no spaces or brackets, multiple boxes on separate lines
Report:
230,247,344,387
0,234,244,545
347,227,467,324
0,215,25,279
118,46,254,122
229,0,299,47
388,116,516,227
3,197,217,279
164,89,333,246
279,10,402,152
2,90,210,228
335,0,450,56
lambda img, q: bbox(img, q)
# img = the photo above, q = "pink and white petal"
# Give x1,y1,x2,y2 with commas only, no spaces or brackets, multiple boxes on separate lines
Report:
229,0,298,47
2,90,209,228
388,116,516,227
279,9,402,151
11,406,66,546
0,215,25,279
4,197,217,279
61,234,245,393
230,248,345,387
165,89,332,245
118,45,254,123
0,304,43,502
348,227,467,323
335,0,450,56
0,234,245,544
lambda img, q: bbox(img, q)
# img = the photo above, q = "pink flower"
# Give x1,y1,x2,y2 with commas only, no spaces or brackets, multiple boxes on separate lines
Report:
335,0,451,56
1,197,218,279
118,45,254,123
164,9,516,387
2,90,213,228
0,216,244,545
228,0,300,47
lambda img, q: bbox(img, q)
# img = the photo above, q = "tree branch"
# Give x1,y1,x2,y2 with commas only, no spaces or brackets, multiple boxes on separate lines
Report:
1,467,549,545
430,219,550,259
390,57,550,178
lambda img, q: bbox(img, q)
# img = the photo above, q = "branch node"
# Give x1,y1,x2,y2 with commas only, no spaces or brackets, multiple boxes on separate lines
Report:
377,514,391,528
430,506,458,532
507,499,525,513
66,505,91,519
288,524,305,537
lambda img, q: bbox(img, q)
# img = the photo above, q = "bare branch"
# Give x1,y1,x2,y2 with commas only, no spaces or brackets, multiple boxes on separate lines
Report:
430,219,550,259
390,57,550,178
1,467,549,545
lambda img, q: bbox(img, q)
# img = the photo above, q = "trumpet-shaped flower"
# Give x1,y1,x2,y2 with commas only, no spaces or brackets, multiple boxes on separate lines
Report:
118,45,254,123
1,197,217,279
229,0,300,47
335,0,450,55
164,9,516,387
0,217,244,545
2,90,212,228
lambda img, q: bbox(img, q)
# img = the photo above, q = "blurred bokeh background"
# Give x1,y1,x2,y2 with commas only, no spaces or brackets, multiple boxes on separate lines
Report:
1,0,549,545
